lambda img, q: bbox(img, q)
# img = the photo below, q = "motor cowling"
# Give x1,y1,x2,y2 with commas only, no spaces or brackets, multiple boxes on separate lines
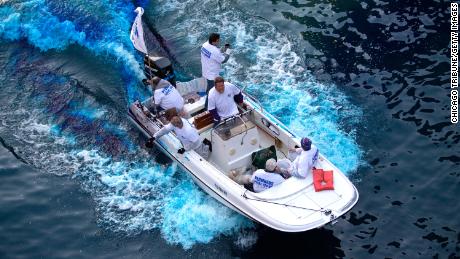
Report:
143,55,176,86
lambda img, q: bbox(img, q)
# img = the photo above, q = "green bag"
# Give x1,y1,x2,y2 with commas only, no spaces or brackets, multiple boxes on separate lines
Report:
251,145,277,169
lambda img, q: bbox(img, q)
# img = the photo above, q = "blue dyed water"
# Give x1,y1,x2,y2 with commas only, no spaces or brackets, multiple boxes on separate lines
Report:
0,0,458,257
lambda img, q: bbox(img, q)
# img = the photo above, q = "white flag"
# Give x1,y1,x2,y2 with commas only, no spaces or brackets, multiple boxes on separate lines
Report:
130,7,148,54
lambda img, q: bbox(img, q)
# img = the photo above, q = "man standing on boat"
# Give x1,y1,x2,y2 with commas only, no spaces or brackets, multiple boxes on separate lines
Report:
146,116,211,159
207,76,243,126
201,33,231,107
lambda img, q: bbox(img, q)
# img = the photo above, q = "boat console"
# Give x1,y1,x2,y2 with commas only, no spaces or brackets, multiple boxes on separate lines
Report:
209,114,261,173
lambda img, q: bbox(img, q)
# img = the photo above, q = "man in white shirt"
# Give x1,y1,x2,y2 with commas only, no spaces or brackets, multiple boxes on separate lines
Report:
277,137,319,179
142,77,184,113
146,116,211,159
251,159,286,192
228,159,285,193
207,76,243,126
201,33,231,107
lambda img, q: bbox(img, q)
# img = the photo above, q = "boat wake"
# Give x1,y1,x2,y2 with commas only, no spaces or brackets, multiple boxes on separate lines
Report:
0,43,250,248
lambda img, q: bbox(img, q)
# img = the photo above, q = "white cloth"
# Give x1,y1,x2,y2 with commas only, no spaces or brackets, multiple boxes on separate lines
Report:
201,41,226,80
207,82,240,119
145,83,184,112
153,118,200,151
251,169,285,193
175,77,207,96
290,146,319,179
130,7,148,54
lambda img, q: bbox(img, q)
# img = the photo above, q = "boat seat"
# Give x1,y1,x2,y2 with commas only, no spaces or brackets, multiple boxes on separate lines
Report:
176,77,206,96
183,96,206,117
248,175,314,200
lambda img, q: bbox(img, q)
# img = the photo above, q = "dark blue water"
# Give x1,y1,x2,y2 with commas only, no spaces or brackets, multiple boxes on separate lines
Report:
0,0,458,258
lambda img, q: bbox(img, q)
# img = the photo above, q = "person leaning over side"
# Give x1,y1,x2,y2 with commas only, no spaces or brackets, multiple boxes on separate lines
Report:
201,33,231,107
207,76,243,126
142,77,184,113
146,116,212,159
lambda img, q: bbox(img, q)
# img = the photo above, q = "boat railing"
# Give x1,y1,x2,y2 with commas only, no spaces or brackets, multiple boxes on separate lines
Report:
213,108,254,129
239,86,290,135
209,109,255,146
235,84,263,114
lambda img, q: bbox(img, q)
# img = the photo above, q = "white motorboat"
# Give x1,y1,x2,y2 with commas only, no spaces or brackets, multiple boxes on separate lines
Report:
128,67,359,232
128,7,358,231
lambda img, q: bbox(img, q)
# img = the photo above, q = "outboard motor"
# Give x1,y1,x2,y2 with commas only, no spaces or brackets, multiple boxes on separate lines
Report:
143,55,176,86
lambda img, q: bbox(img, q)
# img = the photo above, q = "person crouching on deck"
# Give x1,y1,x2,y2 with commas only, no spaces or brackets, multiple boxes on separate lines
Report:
142,77,184,113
